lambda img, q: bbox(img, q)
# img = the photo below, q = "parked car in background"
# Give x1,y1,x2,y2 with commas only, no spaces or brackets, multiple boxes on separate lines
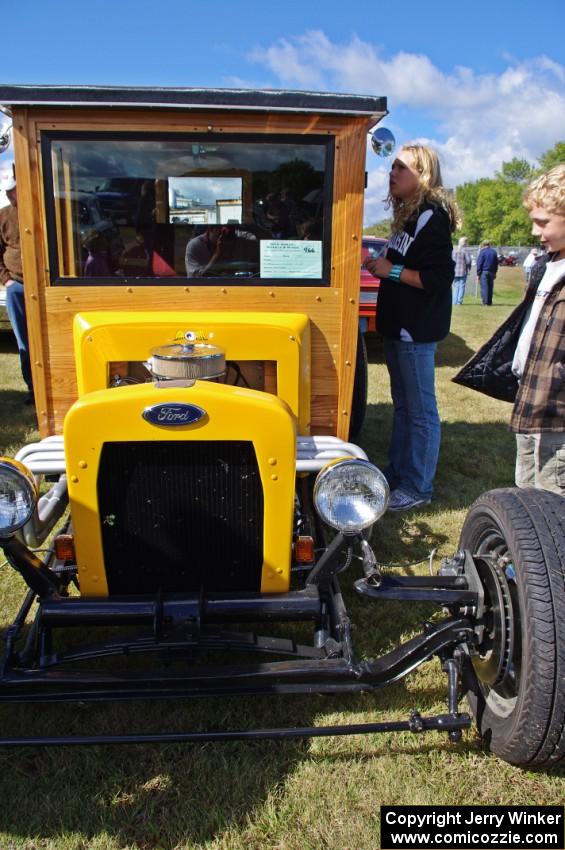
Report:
359,235,387,333
497,252,518,267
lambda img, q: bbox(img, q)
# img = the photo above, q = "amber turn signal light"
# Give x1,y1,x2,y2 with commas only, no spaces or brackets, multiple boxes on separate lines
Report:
294,536,315,564
54,534,76,562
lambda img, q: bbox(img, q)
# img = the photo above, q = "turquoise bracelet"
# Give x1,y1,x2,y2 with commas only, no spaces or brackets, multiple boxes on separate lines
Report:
389,264,404,281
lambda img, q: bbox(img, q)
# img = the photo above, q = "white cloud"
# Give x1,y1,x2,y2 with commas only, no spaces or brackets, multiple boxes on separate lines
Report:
364,165,390,228
249,33,565,223
0,162,14,209
249,36,327,89
0,119,14,208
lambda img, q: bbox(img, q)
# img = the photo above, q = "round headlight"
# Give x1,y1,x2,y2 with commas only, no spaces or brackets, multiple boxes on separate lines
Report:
0,458,38,536
313,458,389,534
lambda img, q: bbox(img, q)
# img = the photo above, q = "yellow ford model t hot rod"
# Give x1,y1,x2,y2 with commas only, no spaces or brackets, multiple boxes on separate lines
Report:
0,85,564,766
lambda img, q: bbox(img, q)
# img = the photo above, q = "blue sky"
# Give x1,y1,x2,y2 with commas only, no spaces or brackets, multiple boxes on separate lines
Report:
1,0,564,222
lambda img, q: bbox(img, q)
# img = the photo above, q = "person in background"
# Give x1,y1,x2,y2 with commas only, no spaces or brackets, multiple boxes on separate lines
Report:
452,236,471,305
454,164,565,495
522,246,539,286
264,192,291,238
83,232,112,277
476,239,498,305
185,225,236,277
364,144,457,511
300,218,323,240
133,179,156,272
0,176,33,403
185,224,256,277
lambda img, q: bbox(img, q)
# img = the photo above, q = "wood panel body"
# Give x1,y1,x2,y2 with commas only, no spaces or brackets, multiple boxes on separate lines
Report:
12,106,370,438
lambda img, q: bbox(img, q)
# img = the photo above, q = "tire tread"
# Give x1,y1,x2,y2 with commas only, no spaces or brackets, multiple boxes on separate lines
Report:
460,487,565,766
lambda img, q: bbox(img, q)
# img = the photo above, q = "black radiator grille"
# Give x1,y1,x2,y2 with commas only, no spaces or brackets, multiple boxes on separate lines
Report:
97,441,264,594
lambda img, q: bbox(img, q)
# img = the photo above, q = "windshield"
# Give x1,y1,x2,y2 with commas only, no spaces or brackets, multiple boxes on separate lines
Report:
45,133,331,284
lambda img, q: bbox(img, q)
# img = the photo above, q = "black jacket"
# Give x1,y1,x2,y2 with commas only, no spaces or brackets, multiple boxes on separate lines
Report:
376,202,454,342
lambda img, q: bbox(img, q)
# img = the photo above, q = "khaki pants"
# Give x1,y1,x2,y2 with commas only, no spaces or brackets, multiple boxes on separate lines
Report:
515,433,565,495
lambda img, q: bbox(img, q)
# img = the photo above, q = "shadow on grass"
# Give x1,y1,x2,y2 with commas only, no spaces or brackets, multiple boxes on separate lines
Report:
0,388,39,454
0,671,453,847
0,700,309,846
359,402,515,512
365,331,477,369
0,334,16,355
0,336,39,453
436,332,476,368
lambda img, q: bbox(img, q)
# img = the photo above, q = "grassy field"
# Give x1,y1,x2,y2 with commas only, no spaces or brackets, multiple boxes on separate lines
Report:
0,267,563,850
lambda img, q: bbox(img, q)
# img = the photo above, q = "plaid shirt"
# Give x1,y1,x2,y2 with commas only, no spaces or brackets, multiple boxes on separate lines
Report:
510,257,565,433
452,247,471,277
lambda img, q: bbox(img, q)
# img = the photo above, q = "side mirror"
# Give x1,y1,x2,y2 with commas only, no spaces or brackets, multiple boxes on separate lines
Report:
370,127,395,158
0,125,11,155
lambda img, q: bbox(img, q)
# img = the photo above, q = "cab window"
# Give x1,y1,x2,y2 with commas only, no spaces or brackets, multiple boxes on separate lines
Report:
43,133,331,285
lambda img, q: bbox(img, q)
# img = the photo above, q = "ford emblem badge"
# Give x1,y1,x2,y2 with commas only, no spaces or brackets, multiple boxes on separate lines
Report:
142,402,206,426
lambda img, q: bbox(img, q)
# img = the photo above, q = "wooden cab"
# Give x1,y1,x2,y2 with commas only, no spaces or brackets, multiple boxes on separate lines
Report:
0,86,387,438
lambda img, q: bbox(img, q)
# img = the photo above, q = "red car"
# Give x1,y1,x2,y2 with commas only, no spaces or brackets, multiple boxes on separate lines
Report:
359,235,387,333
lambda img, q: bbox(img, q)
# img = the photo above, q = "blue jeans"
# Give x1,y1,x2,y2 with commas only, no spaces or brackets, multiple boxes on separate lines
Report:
480,272,495,305
6,281,32,392
452,275,467,305
383,338,440,501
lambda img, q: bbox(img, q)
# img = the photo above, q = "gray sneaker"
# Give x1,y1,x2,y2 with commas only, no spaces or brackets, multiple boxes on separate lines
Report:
387,488,431,512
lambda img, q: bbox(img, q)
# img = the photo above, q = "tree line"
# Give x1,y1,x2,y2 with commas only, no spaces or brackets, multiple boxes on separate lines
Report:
364,141,565,245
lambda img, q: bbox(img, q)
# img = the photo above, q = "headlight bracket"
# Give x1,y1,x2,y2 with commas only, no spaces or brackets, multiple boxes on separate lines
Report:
306,532,356,588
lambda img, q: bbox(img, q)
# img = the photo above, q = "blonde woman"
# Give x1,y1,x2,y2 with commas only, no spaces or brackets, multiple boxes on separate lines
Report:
364,144,458,511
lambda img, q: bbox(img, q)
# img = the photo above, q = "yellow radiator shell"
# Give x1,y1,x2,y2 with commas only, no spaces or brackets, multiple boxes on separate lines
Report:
73,311,311,434
64,379,296,597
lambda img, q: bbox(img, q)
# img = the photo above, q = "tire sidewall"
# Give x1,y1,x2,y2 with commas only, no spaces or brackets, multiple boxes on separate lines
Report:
460,489,559,765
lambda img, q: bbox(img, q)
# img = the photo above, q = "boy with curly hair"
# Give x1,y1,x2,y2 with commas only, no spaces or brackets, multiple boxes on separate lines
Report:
511,163,565,493
455,164,565,494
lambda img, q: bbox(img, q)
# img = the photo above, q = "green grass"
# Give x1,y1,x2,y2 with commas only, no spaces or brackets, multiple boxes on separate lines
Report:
0,335,39,457
0,268,563,850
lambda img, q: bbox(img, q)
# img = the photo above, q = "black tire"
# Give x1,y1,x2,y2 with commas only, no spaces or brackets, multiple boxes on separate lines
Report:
349,329,368,440
459,487,565,767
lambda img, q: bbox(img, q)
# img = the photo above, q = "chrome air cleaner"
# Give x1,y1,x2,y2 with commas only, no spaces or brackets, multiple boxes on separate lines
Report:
150,340,226,381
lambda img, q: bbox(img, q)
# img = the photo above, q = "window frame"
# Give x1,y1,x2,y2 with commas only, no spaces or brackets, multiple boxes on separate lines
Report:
41,130,335,287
